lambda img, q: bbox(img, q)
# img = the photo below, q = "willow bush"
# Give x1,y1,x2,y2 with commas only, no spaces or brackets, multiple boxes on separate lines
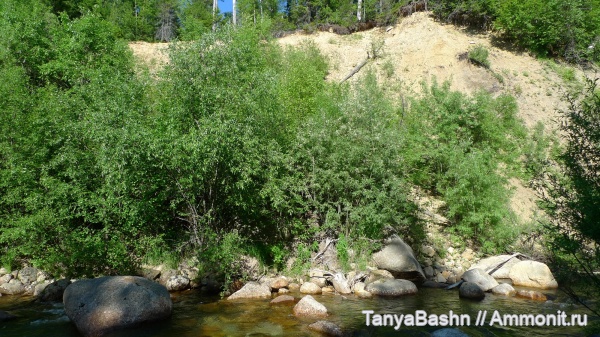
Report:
0,3,535,277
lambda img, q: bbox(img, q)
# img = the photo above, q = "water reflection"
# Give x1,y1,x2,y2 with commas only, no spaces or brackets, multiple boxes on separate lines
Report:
0,287,592,337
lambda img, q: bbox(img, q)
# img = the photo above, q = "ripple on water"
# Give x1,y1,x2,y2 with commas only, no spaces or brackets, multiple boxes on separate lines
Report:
30,315,70,326
42,308,65,315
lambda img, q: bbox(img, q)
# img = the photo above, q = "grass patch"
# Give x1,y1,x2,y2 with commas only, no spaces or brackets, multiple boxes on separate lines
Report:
544,60,577,82
468,45,491,68
382,59,395,78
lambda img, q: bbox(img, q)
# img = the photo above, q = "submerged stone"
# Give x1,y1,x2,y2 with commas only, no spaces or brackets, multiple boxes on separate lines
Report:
365,279,417,296
227,282,271,300
458,282,485,301
63,276,172,336
308,320,344,336
293,295,328,317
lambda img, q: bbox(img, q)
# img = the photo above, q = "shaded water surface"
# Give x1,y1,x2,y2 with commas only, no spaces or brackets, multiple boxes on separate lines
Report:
0,287,592,336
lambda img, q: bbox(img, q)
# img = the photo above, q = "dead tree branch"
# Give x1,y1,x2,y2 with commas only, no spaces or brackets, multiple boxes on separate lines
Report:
340,42,384,83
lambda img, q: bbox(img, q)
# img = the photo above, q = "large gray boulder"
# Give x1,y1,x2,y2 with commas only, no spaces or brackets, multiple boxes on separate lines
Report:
39,279,71,302
293,295,328,317
469,255,520,279
509,261,558,289
365,279,417,296
491,283,516,296
459,282,485,301
165,275,190,292
461,268,498,291
365,269,394,285
372,235,425,283
34,281,50,297
353,282,372,298
0,274,11,285
309,270,328,288
300,281,322,295
227,281,271,300
17,267,39,284
0,280,25,295
269,276,289,290
270,295,295,305
516,289,547,301
63,276,172,336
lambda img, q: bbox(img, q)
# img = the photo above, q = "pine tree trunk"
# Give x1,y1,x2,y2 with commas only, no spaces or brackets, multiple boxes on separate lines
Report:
259,0,263,21
233,0,237,25
212,0,218,31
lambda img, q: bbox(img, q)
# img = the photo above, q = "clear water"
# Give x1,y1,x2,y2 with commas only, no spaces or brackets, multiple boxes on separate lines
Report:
0,287,593,337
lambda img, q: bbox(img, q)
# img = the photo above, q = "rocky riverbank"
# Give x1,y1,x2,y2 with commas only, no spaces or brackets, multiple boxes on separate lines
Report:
0,235,558,300
0,234,561,335
224,235,557,302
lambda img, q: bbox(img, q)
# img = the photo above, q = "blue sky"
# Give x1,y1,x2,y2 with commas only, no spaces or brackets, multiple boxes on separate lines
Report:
218,0,233,13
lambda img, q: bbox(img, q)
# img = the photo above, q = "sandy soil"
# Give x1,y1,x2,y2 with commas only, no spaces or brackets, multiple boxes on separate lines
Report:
129,12,597,225
129,41,169,74
277,12,589,130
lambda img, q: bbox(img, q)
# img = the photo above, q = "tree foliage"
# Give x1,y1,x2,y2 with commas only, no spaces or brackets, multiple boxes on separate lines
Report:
539,79,600,317
20,0,600,64
405,82,526,251
1,1,534,279
271,73,422,242
431,0,600,62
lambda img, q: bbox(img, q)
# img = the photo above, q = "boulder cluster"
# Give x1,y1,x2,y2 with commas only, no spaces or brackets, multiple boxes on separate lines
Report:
139,259,222,293
227,236,425,302
0,234,561,336
0,266,70,300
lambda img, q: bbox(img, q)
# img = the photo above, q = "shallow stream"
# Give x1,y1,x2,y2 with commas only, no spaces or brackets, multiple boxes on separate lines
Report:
0,286,593,336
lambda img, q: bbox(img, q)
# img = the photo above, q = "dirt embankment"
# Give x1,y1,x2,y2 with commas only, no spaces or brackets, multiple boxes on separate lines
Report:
278,12,592,129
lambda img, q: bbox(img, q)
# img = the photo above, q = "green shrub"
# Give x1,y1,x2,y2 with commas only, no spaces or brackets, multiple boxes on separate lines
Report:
336,235,350,271
278,41,329,131
468,45,491,68
431,0,497,29
0,7,154,277
382,59,395,78
201,230,249,293
270,244,288,271
540,78,600,317
272,72,423,243
406,81,526,251
289,242,313,276
431,0,600,63
522,122,555,183
494,0,600,61
0,4,543,281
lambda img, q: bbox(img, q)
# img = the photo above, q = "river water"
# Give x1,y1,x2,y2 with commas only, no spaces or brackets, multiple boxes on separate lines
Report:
0,286,593,336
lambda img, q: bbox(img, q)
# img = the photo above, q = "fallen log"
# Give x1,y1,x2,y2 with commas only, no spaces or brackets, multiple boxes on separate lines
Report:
340,58,370,83
485,252,529,276
312,238,338,262
339,43,384,83
445,280,463,290
445,252,530,290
